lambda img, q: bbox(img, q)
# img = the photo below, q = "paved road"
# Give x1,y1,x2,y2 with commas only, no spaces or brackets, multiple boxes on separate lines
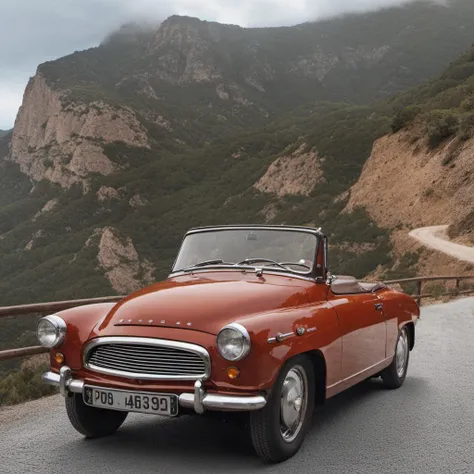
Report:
409,225,474,264
2,298,474,474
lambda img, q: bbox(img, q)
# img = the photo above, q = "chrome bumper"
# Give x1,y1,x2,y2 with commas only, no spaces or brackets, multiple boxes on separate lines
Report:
42,367,266,413
43,367,85,397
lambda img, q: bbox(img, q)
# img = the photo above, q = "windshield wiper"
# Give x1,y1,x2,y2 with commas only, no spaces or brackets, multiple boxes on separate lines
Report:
236,258,289,270
182,259,232,272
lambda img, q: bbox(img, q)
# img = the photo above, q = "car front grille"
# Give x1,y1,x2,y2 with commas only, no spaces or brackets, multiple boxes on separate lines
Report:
84,337,210,381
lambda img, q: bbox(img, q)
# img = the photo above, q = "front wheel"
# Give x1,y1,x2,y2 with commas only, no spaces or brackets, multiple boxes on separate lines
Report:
66,393,128,438
381,326,410,389
249,355,315,463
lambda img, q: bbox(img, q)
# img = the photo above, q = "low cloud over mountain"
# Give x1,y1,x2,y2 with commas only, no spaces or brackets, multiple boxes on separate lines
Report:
0,0,447,128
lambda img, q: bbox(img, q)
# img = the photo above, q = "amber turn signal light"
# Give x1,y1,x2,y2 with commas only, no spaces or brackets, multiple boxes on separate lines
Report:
55,352,65,364
227,367,240,379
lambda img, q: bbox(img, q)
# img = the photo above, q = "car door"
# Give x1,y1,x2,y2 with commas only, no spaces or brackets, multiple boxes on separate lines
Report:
328,291,387,380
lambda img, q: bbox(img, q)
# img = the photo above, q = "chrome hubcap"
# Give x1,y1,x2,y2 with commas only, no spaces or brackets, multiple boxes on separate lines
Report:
280,366,308,443
395,329,409,378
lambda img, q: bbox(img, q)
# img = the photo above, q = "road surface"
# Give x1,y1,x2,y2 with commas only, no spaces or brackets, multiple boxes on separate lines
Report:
1,298,474,474
409,225,474,264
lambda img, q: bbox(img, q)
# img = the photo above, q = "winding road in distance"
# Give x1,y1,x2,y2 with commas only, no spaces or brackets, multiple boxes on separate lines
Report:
409,225,474,264
2,298,474,474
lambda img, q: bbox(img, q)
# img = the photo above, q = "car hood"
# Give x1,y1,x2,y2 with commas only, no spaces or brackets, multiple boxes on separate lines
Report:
95,272,311,336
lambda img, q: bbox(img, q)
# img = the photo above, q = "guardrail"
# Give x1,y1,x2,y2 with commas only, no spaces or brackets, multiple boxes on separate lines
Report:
384,275,474,306
0,296,124,362
0,275,473,362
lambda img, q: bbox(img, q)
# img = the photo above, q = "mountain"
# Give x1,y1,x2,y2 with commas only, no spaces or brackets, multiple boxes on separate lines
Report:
0,130,11,139
11,1,474,188
346,45,474,276
1,0,474,311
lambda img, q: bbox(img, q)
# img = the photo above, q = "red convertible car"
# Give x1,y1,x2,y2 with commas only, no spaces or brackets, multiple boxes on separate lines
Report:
38,225,419,463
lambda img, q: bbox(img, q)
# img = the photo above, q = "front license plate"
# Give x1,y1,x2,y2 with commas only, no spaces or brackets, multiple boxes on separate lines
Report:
83,386,179,416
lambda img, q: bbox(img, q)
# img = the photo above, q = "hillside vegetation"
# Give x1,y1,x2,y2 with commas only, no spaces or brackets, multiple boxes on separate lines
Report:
346,45,474,278
389,47,474,145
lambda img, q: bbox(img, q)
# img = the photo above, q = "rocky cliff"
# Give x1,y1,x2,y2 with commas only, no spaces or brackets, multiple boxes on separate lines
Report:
345,123,474,276
254,144,325,197
346,38,474,252
346,127,474,238
10,3,474,189
86,227,155,293
9,74,148,188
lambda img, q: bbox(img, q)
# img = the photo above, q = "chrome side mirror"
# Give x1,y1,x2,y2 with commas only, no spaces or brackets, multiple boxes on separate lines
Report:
326,273,336,286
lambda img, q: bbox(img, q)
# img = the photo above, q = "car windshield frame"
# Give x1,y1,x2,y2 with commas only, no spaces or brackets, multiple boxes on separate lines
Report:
170,226,322,279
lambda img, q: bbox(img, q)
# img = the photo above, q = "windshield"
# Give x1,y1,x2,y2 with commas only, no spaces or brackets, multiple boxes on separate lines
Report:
172,228,318,274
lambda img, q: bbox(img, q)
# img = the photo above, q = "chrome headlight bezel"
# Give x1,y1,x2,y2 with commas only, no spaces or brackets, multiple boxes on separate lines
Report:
36,315,67,349
217,323,251,362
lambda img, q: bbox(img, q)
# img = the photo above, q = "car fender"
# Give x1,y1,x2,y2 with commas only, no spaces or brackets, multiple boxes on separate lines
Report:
222,302,342,392
48,303,116,370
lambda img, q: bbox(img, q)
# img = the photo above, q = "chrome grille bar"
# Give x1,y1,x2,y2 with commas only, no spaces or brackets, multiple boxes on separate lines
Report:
83,337,210,381
89,351,205,363
88,355,205,369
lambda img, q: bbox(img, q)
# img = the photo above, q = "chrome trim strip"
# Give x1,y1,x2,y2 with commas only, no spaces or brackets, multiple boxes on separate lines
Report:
194,380,205,414
223,322,251,340
69,379,85,393
199,393,267,411
83,337,211,381
42,368,84,395
185,225,322,236
42,370,60,386
179,392,195,408
267,331,295,344
59,366,71,397
169,267,317,283
171,226,322,278
277,332,295,342
179,391,266,412
170,225,325,281
41,369,266,412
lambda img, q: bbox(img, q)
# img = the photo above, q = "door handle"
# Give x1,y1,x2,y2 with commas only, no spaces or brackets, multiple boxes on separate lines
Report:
375,303,383,311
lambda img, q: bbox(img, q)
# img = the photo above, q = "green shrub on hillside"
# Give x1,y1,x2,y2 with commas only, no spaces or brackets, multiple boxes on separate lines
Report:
442,61,474,82
391,106,422,133
425,110,459,148
0,363,57,406
460,96,474,111
458,111,474,140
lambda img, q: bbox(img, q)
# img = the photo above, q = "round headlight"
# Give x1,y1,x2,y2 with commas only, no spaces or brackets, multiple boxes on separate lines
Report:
217,323,251,361
37,315,67,348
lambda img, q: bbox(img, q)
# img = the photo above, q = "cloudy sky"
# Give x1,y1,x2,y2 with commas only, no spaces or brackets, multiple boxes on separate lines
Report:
0,0,426,129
